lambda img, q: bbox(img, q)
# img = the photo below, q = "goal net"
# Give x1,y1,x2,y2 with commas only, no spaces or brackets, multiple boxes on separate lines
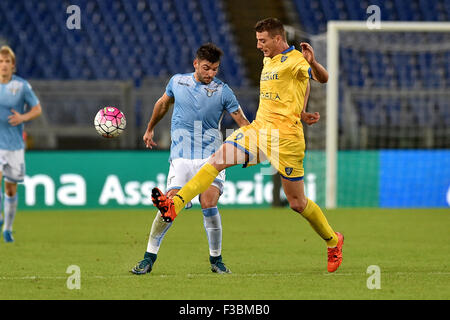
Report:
308,22,450,208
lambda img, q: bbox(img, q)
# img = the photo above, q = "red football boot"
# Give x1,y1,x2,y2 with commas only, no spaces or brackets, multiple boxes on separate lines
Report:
327,232,344,273
151,188,177,222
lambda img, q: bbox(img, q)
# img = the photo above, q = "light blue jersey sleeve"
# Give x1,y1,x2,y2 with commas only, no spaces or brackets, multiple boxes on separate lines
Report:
221,84,239,114
165,75,176,98
24,81,39,108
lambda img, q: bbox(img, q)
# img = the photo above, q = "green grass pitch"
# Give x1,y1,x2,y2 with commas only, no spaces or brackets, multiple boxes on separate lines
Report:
0,207,449,300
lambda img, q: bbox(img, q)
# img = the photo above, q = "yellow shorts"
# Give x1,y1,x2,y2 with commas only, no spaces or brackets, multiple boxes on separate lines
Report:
224,120,305,180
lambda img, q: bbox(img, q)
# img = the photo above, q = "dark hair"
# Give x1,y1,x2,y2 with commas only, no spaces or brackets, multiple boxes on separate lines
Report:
254,17,286,40
196,43,223,63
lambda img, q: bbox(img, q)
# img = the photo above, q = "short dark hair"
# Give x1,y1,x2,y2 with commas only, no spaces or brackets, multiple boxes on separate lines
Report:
195,43,223,63
254,18,286,40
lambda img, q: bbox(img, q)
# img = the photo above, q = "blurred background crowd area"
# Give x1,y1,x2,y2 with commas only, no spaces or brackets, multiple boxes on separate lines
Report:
1,0,449,150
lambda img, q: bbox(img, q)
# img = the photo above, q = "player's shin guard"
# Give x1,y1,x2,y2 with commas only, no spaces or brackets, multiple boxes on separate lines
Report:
202,207,222,257
173,163,219,214
3,194,18,232
300,198,338,248
146,211,173,254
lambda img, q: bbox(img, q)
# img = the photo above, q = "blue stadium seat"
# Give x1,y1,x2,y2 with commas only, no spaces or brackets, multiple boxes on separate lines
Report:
0,0,247,86
294,0,449,94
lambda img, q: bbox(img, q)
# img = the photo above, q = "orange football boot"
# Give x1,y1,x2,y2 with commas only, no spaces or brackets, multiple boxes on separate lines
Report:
327,232,344,273
151,188,177,222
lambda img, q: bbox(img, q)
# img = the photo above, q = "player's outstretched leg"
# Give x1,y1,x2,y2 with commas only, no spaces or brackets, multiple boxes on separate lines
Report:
151,144,246,221
151,163,221,221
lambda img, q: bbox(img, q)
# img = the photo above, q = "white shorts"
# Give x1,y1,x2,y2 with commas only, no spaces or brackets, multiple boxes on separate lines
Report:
0,149,25,183
167,157,226,195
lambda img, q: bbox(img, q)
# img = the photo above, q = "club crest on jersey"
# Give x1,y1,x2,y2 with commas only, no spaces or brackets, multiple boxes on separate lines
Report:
8,81,23,95
285,167,293,176
204,88,217,97
234,133,244,141
281,56,288,63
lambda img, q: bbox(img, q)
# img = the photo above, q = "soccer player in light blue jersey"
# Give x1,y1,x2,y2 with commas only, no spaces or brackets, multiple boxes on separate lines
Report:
131,43,250,275
0,46,42,242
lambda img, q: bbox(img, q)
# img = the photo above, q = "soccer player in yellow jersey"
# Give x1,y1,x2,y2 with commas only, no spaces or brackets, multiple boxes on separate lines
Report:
151,18,344,273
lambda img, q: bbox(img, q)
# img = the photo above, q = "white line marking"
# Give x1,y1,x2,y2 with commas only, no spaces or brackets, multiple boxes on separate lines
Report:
0,271,448,281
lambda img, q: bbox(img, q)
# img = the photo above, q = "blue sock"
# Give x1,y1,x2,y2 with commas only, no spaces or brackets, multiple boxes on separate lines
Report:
202,207,222,257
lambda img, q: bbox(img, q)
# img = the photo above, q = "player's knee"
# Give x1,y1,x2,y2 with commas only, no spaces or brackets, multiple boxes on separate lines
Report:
200,197,217,209
5,190,16,197
200,200,216,209
289,198,307,213
209,143,246,171
209,153,228,171
4,182,17,197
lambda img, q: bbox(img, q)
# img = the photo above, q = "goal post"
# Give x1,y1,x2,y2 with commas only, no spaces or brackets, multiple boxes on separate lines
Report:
325,21,450,209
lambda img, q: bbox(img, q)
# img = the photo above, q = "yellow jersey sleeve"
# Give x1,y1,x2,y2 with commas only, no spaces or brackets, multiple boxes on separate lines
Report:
293,52,312,80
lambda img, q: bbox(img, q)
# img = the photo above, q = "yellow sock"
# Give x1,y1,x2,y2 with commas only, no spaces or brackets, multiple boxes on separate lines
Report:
300,199,338,247
173,163,219,214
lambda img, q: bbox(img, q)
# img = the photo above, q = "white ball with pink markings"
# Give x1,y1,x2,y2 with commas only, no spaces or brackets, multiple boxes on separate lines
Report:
94,106,126,138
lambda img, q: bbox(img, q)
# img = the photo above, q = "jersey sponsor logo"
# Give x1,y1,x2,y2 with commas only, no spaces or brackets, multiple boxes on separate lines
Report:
204,88,218,97
281,56,288,63
177,81,191,87
260,71,279,81
260,91,281,101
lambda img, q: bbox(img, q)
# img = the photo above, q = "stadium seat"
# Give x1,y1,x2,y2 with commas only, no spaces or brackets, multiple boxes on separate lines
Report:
0,0,247,86
294,0,449,92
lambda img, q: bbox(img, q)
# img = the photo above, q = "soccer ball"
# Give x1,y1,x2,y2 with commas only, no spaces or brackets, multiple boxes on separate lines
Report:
94,106,126,138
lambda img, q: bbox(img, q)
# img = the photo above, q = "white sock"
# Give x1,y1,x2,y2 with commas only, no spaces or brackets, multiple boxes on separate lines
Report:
202,207,222,257
3,194,18,232
146,211,172,254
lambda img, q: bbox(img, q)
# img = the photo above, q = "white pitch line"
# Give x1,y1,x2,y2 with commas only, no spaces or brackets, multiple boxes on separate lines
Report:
0,271,448,281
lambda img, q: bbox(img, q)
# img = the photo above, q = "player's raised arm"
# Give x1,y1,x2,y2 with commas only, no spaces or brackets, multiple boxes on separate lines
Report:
229,106,250,128
143,93,174,149
300,42,328,83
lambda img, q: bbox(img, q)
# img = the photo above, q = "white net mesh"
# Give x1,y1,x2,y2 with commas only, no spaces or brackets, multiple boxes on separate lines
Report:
338,31,450,150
